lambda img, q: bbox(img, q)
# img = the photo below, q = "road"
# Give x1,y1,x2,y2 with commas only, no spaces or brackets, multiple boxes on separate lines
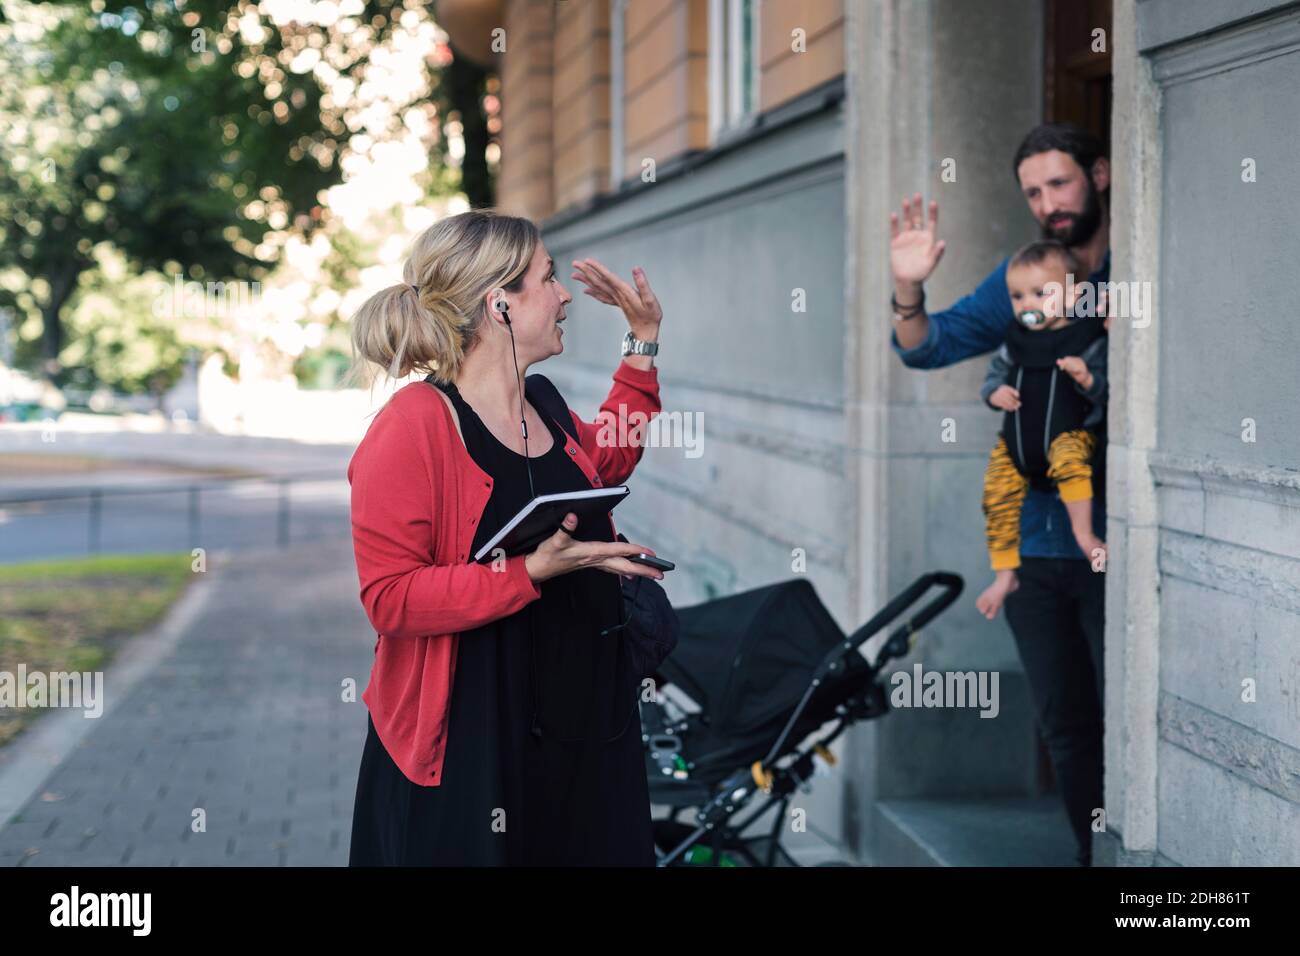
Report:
0,425,355,564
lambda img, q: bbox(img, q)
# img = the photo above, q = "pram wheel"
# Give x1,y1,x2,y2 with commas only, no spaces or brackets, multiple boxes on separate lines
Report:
652,819,801,867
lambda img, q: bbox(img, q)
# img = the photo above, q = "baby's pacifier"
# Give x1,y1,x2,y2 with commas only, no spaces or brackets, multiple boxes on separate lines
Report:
1017,309,1047,329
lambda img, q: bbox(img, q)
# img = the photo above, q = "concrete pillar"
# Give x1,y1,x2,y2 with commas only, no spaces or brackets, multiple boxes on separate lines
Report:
1098,0,1162,866
843,0,1045,861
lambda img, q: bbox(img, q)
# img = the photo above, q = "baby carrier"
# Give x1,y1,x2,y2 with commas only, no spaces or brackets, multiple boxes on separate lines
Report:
999,314,1105,491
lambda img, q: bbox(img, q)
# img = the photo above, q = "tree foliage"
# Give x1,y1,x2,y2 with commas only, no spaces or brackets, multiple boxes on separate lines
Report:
0,0,491,392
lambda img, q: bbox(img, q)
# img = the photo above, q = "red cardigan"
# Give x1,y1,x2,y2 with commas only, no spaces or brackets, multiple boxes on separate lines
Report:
348,360,661,787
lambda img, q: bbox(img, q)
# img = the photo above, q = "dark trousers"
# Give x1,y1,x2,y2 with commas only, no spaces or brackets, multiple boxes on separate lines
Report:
1003,557,1105,865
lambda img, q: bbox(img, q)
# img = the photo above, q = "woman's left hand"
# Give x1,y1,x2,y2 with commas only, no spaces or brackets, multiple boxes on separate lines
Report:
571,259,662,340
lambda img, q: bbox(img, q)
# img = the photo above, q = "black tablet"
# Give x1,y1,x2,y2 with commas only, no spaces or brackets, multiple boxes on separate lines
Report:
473,486,630,562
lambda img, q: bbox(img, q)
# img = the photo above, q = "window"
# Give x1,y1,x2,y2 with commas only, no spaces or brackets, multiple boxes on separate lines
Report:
709,0,759,141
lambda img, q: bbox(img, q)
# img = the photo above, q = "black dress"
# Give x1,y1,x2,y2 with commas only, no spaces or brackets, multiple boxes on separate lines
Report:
348,381,655,866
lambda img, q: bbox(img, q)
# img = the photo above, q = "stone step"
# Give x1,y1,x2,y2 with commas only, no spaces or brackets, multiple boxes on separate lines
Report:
875,796,1078,866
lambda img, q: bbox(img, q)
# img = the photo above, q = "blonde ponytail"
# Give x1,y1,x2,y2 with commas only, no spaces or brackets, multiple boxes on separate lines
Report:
346,210,540,387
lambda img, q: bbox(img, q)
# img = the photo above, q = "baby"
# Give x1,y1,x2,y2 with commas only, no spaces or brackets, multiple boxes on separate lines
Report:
976,239,1109,620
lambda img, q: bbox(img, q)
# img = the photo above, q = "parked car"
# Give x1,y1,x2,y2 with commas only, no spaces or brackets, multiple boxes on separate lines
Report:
0,401,53,423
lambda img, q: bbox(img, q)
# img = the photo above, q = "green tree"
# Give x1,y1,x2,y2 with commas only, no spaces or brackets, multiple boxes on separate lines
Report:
59,245,189,402
1,0,499,390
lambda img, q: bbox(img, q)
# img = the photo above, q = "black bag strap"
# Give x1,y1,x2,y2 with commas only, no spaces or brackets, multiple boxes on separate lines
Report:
524,373,579,444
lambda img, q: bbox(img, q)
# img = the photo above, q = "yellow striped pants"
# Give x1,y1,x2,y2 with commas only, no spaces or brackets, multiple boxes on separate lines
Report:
982,429,1097,570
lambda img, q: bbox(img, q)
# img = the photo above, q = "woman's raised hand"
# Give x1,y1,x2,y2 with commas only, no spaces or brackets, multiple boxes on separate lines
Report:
570,259,662,340
524,513,664,584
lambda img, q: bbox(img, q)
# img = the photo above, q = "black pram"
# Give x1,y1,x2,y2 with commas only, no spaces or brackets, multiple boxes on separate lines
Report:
642,572,963,866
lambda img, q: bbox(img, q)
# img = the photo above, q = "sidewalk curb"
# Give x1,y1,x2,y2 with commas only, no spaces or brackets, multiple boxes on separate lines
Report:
0,563,219,835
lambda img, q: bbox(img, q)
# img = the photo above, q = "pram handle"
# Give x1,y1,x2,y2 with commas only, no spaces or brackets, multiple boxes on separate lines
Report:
755,571,964,772
842,571,964,664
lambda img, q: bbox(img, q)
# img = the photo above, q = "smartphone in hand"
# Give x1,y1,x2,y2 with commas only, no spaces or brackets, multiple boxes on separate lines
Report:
627,553,674,572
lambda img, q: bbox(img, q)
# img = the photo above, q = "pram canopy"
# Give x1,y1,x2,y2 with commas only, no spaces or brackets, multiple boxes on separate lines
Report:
659,578,850,741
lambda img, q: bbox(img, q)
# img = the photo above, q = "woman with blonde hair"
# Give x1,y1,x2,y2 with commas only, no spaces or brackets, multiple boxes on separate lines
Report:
345,209,666,866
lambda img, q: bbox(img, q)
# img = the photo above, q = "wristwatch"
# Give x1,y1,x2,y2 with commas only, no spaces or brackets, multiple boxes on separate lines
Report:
621,330,659,357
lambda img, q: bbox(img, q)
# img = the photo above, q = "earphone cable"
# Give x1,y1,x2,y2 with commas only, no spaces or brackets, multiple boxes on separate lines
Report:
499,302,636,744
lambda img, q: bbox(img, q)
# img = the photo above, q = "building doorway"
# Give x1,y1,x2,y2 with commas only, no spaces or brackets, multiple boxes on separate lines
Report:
1033,0,1113,795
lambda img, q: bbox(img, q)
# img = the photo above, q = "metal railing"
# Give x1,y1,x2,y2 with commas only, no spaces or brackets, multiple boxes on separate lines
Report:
0,470,346,555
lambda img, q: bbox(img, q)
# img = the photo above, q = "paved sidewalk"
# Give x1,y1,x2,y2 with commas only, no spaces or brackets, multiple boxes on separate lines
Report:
0,538,855,868
0,541,373,866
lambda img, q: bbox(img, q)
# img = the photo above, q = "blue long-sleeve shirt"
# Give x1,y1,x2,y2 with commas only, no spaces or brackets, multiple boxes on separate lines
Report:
891,250,1111,559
